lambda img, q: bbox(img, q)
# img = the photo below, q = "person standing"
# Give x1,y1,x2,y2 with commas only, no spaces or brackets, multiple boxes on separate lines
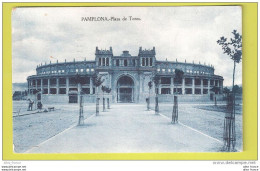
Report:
27,99,34,111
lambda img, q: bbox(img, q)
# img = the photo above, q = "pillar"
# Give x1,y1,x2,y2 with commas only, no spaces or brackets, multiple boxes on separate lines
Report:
47,78,50,95
78,83,82,103
41,79,43,93
192,78,195,94
56,78,59,94
217,80,220,94
132,88,134,102
66,77,69,94
201,79,203,94
27,80,30,95
171,77,174,94
182,78,185,95
90,77,93,94
117,88,119,102
142,75,144,92
208,79,210,94
219,80,223,94
29,80,31,95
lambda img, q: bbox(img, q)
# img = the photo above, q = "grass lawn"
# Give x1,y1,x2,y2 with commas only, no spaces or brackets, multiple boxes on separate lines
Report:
149,102,243,151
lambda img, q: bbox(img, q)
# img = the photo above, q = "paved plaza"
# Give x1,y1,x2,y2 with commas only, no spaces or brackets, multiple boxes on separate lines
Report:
25,104,223,153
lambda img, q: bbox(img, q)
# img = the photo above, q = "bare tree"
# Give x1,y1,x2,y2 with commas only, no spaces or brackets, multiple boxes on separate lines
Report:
171,69,184,123
92,73,104,116
75,74,84,125
147,81,153,110
217,30,242,98
106,87,112,109
153,75,160,114
217,30,242,151
101,86,106,112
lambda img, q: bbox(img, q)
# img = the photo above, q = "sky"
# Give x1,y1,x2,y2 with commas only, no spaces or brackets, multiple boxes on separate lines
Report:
12,6,242,86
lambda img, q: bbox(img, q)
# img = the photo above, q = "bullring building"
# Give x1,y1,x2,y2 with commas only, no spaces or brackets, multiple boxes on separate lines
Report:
27,47,224,103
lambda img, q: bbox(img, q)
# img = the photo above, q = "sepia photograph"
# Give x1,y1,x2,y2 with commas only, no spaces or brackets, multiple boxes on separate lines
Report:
11,6,242,154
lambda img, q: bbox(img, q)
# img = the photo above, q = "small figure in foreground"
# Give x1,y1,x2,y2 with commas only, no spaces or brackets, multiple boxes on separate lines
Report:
27,99,34,111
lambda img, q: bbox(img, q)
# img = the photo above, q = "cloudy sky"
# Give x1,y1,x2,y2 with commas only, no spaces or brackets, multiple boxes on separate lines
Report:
12,6,242,86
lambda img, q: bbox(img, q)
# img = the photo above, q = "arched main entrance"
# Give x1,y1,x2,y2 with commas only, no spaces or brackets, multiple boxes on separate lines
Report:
116,76,134,103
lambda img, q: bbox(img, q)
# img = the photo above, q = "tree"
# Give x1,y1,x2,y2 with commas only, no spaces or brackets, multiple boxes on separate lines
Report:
223,87,231,95
211,86,220,94
101,86,106,112
153,75,160,114
223,87,231,99
106,87,112,109
101,85,111,112
217,30,242,95
92,73,104,116
147,81,153,110
153,75,160,89
172,69,183,123
175,69,184,82
232,85,242,94
92,73,104,89
174,69,184,94
106,87,111,93
75,73,84,125
217,30,242,151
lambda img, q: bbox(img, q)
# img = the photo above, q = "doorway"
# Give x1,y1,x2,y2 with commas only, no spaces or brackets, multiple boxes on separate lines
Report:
116,76,134,103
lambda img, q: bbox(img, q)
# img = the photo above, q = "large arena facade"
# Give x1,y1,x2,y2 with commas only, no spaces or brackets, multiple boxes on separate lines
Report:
27,47,224,104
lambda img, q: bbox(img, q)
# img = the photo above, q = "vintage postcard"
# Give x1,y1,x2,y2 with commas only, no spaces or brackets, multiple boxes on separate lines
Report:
11,6,243,154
